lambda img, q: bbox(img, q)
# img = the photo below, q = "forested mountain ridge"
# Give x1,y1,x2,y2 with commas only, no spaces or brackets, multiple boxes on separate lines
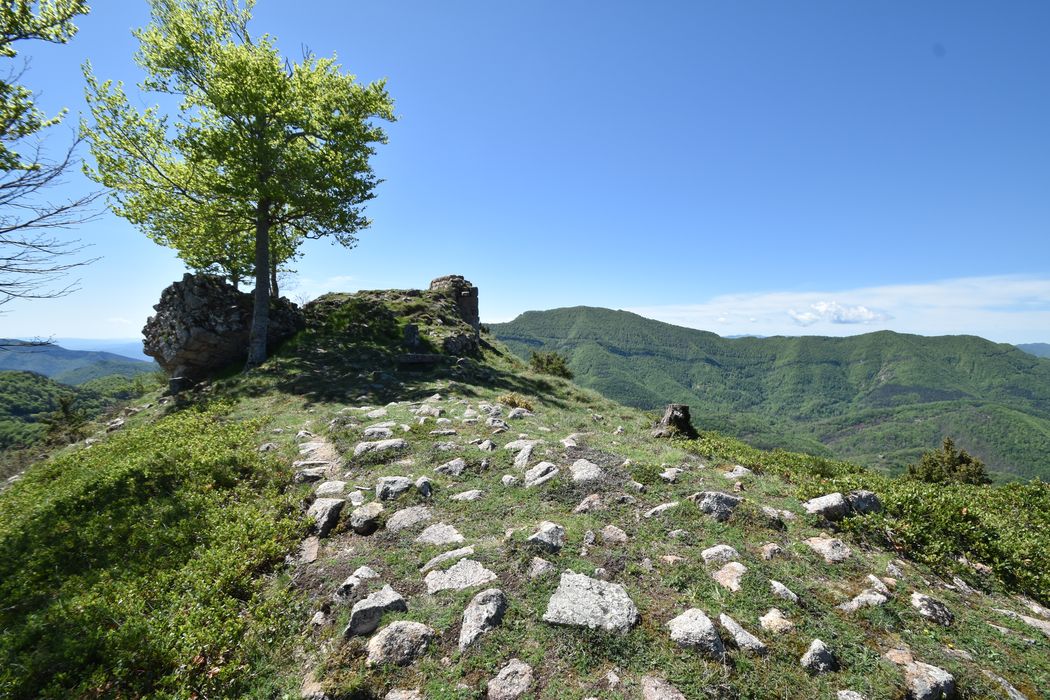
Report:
1018,343,1050,359
0,341,156,385
490,307,1050,480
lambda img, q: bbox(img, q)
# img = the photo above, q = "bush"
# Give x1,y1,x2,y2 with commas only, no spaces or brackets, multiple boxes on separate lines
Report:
529,350,573,379
496,392,533,411
907,436,990,485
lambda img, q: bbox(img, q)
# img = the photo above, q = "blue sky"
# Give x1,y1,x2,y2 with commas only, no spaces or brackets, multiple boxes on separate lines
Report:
3,1,1049,342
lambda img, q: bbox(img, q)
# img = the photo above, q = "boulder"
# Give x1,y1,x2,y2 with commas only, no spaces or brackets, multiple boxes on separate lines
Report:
719,613,767,655
459,588,507,650
651,403,698,439
376,476,413,500
143,273,304,382
365,621,434,667
701,544,739,565
486,658,533,700
666,608,726,660
759,608,794,634
526,521,565,553
523,461,559,488
386,506,431,533
307,498,344,537
911,592,954,626
904,661,957,700
570,459,604,483
800,639,838,674
847,489,882,515
542,571,639,634
435,457,467,476
803,492,850,521
350,502,384,535
641,676,687,700
415,522,464,546
805,536,852,563
690,491,742,522
345,585,407,636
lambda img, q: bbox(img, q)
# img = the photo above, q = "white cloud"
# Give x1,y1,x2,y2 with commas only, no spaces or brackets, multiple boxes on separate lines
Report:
627,275,1050,344
788,301,891,326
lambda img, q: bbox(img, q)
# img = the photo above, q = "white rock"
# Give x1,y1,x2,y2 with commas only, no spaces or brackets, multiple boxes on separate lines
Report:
527,521,566,552
759,608,794,634
365,621,434,667
643,502,679,519
770,580,799,603
424,558,497,593
719,613,767,655
354,438,408,458
542,571,639,634
307,498,344,537
450,489,484,502
486,658,533,700
666,608,726,659
420,545,475,573
345,585,407,636
712,562,747,591
523,461,559,488
701,544,739,565
386,506,431,533
415,522,464,546
435,457,467,476
458,588,507,650
800,639,838,674
803,492,849,521
315,480,346,497
528,557,555,579
570,459,604,483
601,524,628,544
641,676,687,700
804,536,852,563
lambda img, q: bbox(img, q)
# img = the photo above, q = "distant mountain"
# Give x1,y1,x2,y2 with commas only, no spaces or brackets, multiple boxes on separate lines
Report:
0,341,156,385
55,338,151,362
1018,343,1050,359
490,307,1050,481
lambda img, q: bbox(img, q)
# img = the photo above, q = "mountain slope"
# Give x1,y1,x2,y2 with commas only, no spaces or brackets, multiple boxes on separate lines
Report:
0,341,156,385
490,307,1050,480
1,283,1047,699
1018,342,1050,359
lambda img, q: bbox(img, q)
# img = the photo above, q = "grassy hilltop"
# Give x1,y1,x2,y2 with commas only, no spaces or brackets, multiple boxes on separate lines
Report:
0,286,1048,699
491,307,1050,481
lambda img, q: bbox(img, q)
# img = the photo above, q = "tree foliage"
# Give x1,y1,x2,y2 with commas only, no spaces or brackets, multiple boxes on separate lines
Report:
907,436,991,485
0,0,98,309
82,0,395,364
528,349,573,379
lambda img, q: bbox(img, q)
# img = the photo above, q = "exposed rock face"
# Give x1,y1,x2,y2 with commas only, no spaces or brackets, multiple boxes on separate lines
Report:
143,273,304,382
651,404,699,439
429,275,480,339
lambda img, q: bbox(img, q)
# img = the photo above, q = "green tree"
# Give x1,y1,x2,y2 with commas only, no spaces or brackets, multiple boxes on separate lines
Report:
40,392,86,443
529,350,573,379
907,436,991,485
1,0,98,309
82,0,394,365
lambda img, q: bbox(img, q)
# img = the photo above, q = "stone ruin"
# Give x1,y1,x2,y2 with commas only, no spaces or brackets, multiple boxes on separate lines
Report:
143,273,304,384
429,275,480,340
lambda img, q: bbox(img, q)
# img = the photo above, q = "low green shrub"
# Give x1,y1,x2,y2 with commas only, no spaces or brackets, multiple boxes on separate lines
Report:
528,350,573,379
0,402,302,699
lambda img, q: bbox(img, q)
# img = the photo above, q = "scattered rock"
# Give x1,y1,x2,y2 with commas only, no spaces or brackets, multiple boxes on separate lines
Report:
570,459,604,483
803,492,849,521
295,466,328,483
386,506,431,533
759,608,794,634
690,491,741,522
911,592,954,626
761,543,785,560
376,476,412,500
719,613,767,655
478,439,497,451
837,692,866,700
659,467,683,482
364,426,393,439
528,557,555,579
420,545,475,573
307,498,344,537
641,676,687,700
315,480,346,497
981,671,1027,700
643,502,679,519
847,489,882,515
903,661,957,700
345,585,407,636
350,502,385,535
839,590,888,613
724,465,753,479
424,558,497,593
450,489,484,502
298,536,319,564
542,571,639,634
666,608,726,660
523,462,559,488
573,494,604,513
701,544,739,565
386,690,423,700
486,658,533,700
365,621,434,667
435,457,467,476
800,639,838,674
712,562,747,591
415,476,432,498
601,524,628,544
527,521,566,552
770,580,799,603
804,536,852,563
501,474,519,487
354,438,408,458
333,566,380,601
459,588,507,650
415,522,464,546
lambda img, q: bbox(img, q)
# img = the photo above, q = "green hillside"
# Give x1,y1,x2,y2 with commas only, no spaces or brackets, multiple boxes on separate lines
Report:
490,307,1050,481
0,341,157,385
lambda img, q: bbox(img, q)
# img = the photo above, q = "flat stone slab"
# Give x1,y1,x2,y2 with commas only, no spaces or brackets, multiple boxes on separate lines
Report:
487,658,534,700
542,570,639,634
435,457,467,476
450,489,483,501
420,545,475,573
805,536,852,563
712,562,747,591
719,613,767,655
354,438,408,458
415,522,464,546
386,506,431,533
423,558,497,593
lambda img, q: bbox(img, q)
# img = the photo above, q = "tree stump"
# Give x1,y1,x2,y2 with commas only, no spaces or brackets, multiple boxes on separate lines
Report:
651,404,698,439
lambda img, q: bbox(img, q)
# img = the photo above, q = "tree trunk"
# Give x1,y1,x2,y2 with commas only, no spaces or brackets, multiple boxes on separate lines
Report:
246,198,271,368
270,264,279,299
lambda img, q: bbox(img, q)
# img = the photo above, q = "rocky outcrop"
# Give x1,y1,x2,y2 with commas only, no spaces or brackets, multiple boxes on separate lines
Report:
651,404,699,439
429,275,479,339
143,273,304,383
